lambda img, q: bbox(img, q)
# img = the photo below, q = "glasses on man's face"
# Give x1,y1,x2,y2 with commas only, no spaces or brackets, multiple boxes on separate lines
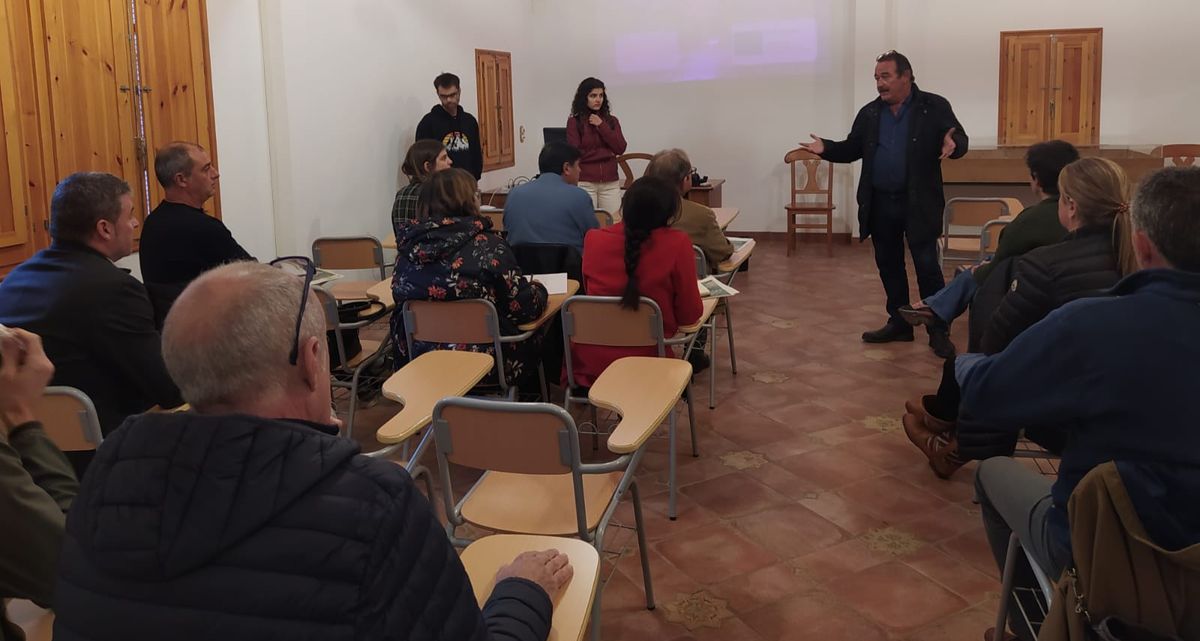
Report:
438,90,460,101
269,256,316,366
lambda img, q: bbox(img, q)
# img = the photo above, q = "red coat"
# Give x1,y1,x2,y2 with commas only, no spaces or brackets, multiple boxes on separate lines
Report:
566,115,627,183
571,224,703,387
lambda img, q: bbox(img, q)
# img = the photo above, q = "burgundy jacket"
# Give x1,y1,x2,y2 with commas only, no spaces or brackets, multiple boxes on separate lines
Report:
566,115,627,183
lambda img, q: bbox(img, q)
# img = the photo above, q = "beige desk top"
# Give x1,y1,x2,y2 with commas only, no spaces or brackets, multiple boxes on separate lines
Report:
366,277,393,305
589,356,694,454
714,207,739,230
678,297,719,335
376,350,494,444
717,238,755,273
518,280,580,332
331,280,379,301
383,233,397,249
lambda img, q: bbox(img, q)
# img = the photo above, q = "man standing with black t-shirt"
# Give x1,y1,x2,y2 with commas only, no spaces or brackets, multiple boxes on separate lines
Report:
139,142,254,327
416,72,484,179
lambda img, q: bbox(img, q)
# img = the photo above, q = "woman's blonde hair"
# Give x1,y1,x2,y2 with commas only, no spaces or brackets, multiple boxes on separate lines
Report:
415,168,478,220
1058,157,1137,275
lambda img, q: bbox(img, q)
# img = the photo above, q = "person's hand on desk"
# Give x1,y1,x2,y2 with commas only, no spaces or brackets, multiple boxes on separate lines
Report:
798,133,825,156
0,327,54,433
495,549,574,602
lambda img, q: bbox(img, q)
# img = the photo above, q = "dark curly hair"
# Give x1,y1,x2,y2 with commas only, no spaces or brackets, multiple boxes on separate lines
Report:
619,176,681,310
570,77,611,119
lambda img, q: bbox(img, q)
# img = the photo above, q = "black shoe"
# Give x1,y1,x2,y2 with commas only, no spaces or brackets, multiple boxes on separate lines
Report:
862,322,914,343
899,303,942,328
927,328,957,359
687,350,711,374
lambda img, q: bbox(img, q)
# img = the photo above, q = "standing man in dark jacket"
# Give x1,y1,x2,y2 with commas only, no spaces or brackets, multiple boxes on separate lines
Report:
800,51,968,356
955,166,1200,641
54,262,569,641
416,72,484,179
0,173,183,438
0,328,78,641
140,142,255,327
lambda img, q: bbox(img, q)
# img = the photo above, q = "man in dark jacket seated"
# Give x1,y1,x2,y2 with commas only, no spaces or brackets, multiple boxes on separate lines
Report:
53,262,570,641
0,172,183,440
957,166,1200,641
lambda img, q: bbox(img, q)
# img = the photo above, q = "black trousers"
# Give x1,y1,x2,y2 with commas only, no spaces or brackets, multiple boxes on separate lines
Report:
870,192,945,324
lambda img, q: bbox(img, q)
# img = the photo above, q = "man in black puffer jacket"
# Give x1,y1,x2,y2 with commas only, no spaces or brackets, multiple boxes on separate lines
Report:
53,262,569,641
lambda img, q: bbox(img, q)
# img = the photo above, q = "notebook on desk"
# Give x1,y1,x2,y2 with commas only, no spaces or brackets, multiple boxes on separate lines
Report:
530,272,569,295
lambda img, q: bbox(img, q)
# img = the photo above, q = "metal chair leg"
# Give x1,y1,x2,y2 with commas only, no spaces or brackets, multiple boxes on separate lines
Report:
724,302,738,375
630,481,655,610
667,407,678,520
537,363,549,402
684,385,699,458
994,532,1020,639
708,317,717,409
591,404,600,451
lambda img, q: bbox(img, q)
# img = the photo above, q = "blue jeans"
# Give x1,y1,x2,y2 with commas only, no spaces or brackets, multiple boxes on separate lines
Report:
923,268,979,324
870,192,945,324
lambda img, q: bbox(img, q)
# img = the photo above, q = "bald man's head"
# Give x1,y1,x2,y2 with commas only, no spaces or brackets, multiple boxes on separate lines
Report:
163,262,326,413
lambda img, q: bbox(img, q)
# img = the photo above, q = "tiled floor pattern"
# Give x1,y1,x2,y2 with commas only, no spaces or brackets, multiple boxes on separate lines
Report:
349,237,1001,640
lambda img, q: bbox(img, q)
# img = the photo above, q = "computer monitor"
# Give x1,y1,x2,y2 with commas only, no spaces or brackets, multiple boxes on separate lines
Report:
543,127,568,145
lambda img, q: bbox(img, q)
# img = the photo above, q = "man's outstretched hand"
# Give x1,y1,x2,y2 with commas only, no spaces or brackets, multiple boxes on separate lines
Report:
798,133,825,156
496,549,574,602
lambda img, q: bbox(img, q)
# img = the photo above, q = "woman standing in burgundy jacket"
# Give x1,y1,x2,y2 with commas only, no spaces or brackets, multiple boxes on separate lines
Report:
566,77,627,216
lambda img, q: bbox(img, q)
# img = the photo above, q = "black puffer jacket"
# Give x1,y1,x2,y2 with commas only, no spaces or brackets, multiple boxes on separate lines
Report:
53,413,552,641
980,226,1121,355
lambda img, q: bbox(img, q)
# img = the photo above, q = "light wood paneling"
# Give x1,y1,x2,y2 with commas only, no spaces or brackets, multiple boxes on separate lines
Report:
1050,31,1101,146
998,28,1101,146
999,33,1051,147
0,0,32,253
135,0,220,216
475,49,514,172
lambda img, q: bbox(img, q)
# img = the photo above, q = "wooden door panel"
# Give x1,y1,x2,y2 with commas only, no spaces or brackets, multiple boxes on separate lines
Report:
497,55,513,164
135,0,220,216
1051,32,1101,146
0,0,31,253
999,33,1051,146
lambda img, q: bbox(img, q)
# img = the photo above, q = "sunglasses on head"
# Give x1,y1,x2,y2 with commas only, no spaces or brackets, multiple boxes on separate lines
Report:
269,256,316,366
876,49,898,61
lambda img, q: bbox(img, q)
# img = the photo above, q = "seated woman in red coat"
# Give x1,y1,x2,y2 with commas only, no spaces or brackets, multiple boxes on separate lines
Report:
571,176,704,387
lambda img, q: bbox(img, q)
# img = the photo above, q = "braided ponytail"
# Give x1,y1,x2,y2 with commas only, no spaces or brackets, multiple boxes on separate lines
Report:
618,176,682,310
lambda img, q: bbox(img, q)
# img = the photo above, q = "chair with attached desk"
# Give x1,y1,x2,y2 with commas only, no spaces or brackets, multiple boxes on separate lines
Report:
312,236,388,279
561,295,708,520
399,298,547,401
940,197,1024,268
33,386,104,453
784,148,835,257
313,287,391,438
430,368,689,641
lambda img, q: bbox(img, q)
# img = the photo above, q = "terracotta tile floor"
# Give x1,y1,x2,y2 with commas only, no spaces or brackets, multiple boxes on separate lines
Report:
348,237,1004,639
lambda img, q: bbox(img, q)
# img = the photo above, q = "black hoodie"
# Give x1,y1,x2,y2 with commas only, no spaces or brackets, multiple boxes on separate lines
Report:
52,412,551,641
416,105,484,179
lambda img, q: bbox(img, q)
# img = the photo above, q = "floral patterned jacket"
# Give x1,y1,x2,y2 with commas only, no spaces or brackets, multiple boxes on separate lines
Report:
389,214,549,384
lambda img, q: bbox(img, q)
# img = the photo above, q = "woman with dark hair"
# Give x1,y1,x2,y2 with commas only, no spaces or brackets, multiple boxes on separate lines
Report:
567,77,627,216
570,176,703,387
390,168,548,388
390,140,452,235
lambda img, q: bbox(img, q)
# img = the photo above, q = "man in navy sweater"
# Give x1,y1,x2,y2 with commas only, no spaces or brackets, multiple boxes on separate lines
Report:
503,142,598,252
958,166,1200,640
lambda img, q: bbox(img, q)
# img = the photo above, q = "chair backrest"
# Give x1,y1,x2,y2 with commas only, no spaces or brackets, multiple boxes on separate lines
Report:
692,245,709,277
400,298,508,389
33,386,103,452
594,210,614,228
943,197,1019,235
981,219,1012,255
616,153,654,189
561,295,666,351
511,243,583,285
312,236,386,278
482,210,504,231
784,148,833,208
1156,144,1200,167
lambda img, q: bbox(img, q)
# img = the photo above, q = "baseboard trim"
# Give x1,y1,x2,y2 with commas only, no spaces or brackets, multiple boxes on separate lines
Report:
727,231,855,244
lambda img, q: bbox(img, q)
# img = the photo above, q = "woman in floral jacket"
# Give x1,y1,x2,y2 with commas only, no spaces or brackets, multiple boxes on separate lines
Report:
390,168,548,389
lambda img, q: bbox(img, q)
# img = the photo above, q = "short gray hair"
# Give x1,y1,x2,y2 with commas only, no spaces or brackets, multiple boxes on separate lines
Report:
1132,166,1200,272
646,149,692,187
154,142,203,188
162,262,327,409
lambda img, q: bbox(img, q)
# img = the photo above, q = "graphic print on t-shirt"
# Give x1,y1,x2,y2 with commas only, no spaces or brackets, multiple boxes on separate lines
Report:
442,131,471,153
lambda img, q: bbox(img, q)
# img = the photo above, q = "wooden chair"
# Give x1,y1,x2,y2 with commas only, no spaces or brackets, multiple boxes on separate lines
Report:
430,395,665,641
560,295,701,519
594,210,613,228
940,197,1023,268
312,236,387,279
313,287,391,438
461,534,600,641
616,153,653,189
400,298,545,401
783,148,834,257
33,386,103,452
1154,144,1200,167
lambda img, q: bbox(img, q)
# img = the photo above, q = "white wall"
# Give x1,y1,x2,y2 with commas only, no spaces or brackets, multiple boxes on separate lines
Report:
205,0,1200,249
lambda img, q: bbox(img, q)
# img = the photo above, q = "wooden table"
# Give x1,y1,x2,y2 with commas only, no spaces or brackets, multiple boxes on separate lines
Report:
688,178,724,208
519,280,580,331
714,207,739,231
376,350,495,444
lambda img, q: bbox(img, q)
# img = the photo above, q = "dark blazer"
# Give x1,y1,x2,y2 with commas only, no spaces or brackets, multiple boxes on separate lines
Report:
0,242,182,434
819,84,969,244
53,413,552,641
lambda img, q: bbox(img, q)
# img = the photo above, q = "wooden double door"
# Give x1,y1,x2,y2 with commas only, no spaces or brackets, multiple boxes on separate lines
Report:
999,28,1102,147
0,0,218,274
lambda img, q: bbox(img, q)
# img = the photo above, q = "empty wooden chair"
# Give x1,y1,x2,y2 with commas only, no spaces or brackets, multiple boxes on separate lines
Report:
312,236,387,279
940,197,1022,268
784,148,834,257
615,152,653,189
1154,144,1200,167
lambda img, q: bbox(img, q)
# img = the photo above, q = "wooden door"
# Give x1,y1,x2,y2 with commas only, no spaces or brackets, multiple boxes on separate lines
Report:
134,0,220,217
0,0,33,268
1049,31,1102,146
475,49,514,172
39,0,142,202
495,54,514,167
999,33,1051,147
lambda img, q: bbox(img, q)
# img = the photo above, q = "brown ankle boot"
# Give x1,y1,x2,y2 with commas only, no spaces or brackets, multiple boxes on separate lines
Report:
902,413,966,479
